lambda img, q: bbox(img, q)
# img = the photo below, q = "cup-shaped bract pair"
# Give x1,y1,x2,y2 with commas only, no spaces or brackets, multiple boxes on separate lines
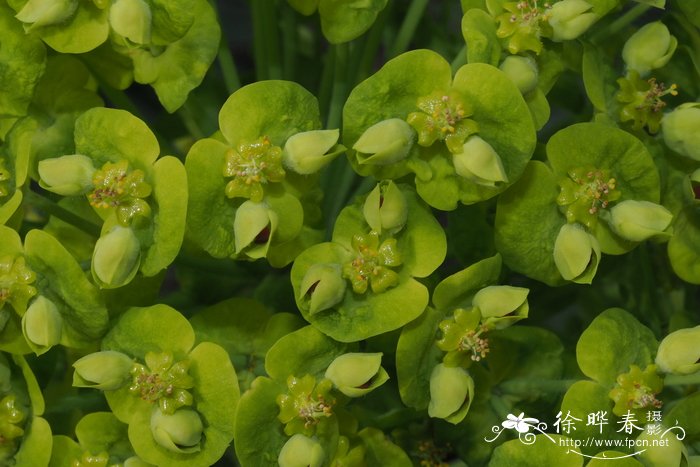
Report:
186,80,341,267
343,49,535,211
655,326,700,375
291,184,446,342
109,0,152,45
278,433,325,467
74,305,239,467
496,123,665,285
14,0,78,30
0,226,108,356
498,55,539,95
38,108,187,289
622,21,677,77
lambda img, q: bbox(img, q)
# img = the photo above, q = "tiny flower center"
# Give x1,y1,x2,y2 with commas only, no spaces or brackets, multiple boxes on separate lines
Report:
574,170,617,215
557,167,621,227
342,232,402,294
297,394,334,428
128,352,194,414
458,326,490,362
0,393,26,457
223,136,285,202
0,255,37,313
510,0,552,27
88,160,151,210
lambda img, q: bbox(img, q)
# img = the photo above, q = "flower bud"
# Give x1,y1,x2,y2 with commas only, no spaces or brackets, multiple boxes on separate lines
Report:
662,103,700,161
109,0,152,44
92,226,141,288
607,200,673,242
362,181,407,234
499,56,539,95
73,350,134,390
299,264,346,315
150,408,203,453
428,363,474,424
622,22,677,77
353,118,415,165
452,136,508,186
553,223,601,284
278,434,325,467
548,0,597,42
15,0,78,29
283,129,343,174
655,326,700,375
38,155,96,196
324,352,389,397
22,296,62,352
472,285,529,329
233,200,277,258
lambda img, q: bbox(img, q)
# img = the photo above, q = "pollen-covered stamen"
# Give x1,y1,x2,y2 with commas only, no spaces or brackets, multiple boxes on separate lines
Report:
573,170,618,215
511,0,552,26
609,364,664,417
298,394,334,428
629,382,663,410
406,92,477,153
557,167,621,228
617,71,678,133
458,325,490,362
223,136,285,202
640,78,678,113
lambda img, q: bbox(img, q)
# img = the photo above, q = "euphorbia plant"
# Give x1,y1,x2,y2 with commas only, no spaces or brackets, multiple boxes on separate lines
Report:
0,0,698,466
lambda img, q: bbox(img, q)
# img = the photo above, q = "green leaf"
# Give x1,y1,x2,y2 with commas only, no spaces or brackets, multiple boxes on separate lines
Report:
32,55,104,116
433,254,501,310
396,306,443,410
74,412,131,458
24,229,108,346
14,417,53,467
586,453,644,466
132,0,219,112
632,0,664,8
666,392,700,438
461,8,501,66
524,88,550,131
582,43,618,114
74,107,160,170
559,380,618,452
317,0,388,44
357,427,412,467
140,156,187,276
185,138,236,258
576,308,657,385
265,325,352,383
233,376,287,467
101,305,195,360
150,0,195,45
668,208,700,284
37,2,109,54
219,80,320,148
495,161,566,286
48,435,83,467
0,2,46,118
79,43,135,91
488,434,583,467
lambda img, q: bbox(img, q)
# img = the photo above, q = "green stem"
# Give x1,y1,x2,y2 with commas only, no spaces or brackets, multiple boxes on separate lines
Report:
354,2,393,85
389,0,430,58
24,191,101,238
263,0,283,79
281,2,298,80
591,3,651,43
665,373,700,386
322,158,359,238
251,0,269,81
497,378,577,396
318,47,335,119
217,37,241,94
451,44,468,73
489,395,512,420
326,42,349,129
178,101,206,141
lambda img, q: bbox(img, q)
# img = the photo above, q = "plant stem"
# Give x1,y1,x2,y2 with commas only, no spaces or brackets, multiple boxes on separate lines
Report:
24,191,101,237
489,395,512,420
218,37,241,94
326,42,349,129
178,101,206,141
318,46,335,119
591,3,650,43
451,44,468,73
665,373,700,386
251,0,269,81
263,0,282,79
280,2,298,80
389,0,430,58
354,2,393,85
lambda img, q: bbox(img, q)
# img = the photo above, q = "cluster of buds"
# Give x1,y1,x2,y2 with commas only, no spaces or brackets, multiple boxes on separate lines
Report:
407,92,477,154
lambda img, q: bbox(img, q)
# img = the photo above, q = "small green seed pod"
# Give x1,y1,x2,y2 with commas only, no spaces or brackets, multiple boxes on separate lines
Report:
299,264,346,315
324,352,389,397
38,154,96,196
283,129,342,174
548,0,597,42
428,363,474,424
362,181,408,234
233,200,277,258
607,200,673,242
278,434,325,467
553,223,601,284
472,285,529,329
353,118,415,165
662,103,700,161
109,0,153,44
622,21,677,77
22,296,62,351
72,350,134,390
655,326,700,375
150,408,203,453
92,226,141,288
499,55,539,95
453,136,508,187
